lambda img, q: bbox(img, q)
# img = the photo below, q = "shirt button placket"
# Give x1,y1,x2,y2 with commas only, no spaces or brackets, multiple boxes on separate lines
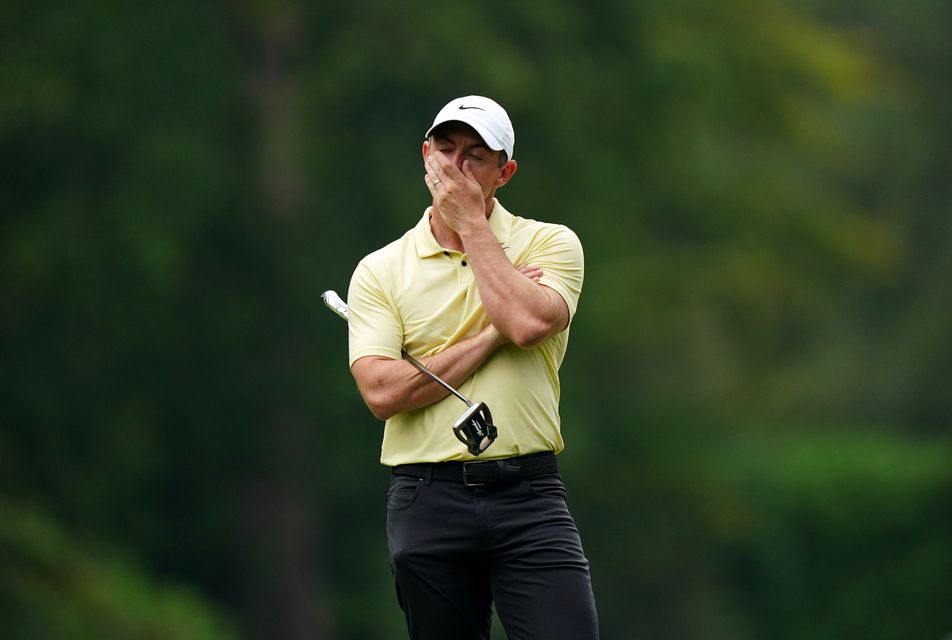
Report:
458,255,472,285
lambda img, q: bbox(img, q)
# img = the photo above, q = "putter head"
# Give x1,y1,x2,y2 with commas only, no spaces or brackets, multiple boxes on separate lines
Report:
452,401,498,456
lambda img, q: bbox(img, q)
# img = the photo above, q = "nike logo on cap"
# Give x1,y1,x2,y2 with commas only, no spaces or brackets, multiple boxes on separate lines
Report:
458,105,485,110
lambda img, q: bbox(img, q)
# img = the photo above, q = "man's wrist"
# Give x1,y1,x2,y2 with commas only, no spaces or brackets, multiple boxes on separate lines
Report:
457,214,492,245
483,323,509,348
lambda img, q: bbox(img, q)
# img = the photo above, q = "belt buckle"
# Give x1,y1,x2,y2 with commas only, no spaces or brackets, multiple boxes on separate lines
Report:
462,461,487,487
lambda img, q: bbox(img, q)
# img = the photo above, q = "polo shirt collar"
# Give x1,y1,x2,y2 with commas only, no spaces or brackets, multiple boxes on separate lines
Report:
414,198,513,258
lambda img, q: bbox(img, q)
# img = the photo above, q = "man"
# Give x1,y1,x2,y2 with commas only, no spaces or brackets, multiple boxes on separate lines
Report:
347,95,598,640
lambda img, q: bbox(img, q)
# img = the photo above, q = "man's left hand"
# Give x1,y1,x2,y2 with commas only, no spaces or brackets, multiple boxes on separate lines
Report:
424,153,486,233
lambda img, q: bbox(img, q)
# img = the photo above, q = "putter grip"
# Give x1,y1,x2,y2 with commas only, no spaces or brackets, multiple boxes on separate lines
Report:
321,290,349,321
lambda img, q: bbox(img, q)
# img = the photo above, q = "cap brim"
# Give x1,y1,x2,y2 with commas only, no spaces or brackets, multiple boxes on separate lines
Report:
425,118,506,153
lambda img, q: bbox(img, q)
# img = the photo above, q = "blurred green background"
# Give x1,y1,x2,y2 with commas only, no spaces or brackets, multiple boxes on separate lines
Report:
2,1,950,639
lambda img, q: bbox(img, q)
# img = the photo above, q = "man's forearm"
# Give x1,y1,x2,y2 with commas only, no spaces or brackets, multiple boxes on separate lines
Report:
351,324,506,421
459,220,567,348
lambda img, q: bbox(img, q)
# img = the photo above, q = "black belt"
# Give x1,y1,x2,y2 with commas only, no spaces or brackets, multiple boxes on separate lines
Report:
392,451,559,488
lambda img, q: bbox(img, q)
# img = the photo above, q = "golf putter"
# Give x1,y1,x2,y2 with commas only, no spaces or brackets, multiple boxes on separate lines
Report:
322,290,497,456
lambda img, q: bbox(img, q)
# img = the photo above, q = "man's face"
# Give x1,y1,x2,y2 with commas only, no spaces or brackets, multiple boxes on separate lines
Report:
424,123,516,200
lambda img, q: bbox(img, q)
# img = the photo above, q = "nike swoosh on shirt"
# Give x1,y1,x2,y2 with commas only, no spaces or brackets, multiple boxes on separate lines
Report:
458,105,485,110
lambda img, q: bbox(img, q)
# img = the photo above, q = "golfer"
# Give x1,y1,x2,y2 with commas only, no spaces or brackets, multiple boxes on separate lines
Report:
347,95,599,640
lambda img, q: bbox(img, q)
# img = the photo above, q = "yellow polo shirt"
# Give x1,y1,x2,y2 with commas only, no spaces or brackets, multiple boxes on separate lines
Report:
347,199,584,466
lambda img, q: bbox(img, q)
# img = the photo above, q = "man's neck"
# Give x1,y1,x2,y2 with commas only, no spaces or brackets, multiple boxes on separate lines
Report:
429,209,465,253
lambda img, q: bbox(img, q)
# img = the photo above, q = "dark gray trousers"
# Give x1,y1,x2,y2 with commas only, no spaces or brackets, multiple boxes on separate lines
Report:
386,472,599,640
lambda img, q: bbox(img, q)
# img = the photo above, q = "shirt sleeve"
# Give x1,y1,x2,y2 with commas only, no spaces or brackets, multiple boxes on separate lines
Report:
530,224,585,321
347,258,404,366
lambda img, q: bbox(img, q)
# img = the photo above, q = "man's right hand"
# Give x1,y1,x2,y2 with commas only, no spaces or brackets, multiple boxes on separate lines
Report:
517,263,543,283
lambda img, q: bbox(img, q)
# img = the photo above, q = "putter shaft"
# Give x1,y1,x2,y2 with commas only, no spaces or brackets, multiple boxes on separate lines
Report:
321,290,474,407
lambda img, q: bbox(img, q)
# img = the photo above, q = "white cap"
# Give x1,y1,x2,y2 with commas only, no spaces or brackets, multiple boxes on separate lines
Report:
424,95,515,159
